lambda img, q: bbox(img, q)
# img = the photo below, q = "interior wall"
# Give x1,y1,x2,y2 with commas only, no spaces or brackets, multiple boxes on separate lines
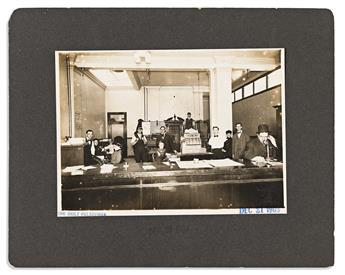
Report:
147,87,203,122
106,86,205,138
59,54,69,140
73,70,106,138
105,87,145,137
232,86,281,137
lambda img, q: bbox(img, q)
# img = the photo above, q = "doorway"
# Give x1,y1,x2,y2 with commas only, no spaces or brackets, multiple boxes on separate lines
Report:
107,112,127,157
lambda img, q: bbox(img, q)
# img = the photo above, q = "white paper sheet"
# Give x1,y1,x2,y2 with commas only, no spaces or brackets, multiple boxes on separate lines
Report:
176,160,213,169
81,166,97,171
142,165,157,170
100,164,114,174
207,158,244,167
71,170,84,176
267,161,283,167
62,165,84,173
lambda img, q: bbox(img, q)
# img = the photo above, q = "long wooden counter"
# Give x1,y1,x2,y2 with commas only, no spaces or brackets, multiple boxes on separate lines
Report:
61,159,284,211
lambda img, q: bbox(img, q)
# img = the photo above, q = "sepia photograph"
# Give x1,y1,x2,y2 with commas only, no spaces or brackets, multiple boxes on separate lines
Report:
56,49,286,216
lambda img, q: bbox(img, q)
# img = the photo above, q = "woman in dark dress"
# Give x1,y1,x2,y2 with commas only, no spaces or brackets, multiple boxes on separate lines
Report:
130,126,148,163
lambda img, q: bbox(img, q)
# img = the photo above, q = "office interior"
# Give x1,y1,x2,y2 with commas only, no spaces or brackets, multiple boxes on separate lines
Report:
58,49,284,212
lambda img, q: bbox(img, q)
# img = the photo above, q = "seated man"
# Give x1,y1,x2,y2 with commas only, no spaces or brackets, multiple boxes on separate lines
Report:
243,124,278,163
83,129,103,166
93,139,106,157
103,138,122,165
153,141,168,162
156,125,177,154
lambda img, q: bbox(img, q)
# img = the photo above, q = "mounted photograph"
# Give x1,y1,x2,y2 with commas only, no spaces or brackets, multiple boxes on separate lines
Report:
56,48,286,216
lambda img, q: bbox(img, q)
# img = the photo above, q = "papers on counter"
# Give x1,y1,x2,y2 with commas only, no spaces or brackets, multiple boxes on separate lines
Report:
142,165,157,170
71,170,84,176
175,158,244,169
176,160,213,169
100,164,114,174
267,161,283,167
81,166,97,171
62,165,84,173
207,158,244,167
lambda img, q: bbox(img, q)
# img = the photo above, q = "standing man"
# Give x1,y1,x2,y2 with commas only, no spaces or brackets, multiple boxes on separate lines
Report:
243,124,278,163
183,112,196,130
222,130,233,159
232,122,250,160
156,126,176,154
208,126,225,159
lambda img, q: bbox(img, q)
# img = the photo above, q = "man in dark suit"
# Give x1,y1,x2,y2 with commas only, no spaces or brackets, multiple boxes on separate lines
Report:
243,124,278,162
156,126,176,154
232,122,250,160
183,112,196,130
83,129,103,166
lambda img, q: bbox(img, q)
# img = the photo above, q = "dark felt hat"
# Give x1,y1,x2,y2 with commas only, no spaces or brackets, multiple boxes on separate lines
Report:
257,124,270,133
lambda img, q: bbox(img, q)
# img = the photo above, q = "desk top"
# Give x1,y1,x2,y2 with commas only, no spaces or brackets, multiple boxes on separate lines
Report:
61,158,284,189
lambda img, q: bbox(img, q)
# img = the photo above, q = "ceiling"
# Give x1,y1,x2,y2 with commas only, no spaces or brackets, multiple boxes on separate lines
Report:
134,71,209,87
77,49,281,89
87,68,271,90
232,70,268,90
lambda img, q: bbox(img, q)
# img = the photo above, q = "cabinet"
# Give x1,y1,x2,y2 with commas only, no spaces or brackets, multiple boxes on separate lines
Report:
165,115,184,151
61,145,84,167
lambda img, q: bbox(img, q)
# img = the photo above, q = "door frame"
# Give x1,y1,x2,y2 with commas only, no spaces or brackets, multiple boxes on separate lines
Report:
107,112,127,157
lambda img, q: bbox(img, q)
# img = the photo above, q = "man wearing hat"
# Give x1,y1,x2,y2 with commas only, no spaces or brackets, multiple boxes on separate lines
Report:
243,124,278,162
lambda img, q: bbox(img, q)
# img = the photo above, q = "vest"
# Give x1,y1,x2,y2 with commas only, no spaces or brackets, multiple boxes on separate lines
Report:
185,118,194,129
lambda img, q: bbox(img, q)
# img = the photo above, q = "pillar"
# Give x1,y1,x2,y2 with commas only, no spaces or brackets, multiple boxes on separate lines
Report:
209,66,233,134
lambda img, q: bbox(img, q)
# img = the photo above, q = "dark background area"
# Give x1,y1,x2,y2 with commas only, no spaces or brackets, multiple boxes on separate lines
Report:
9,8,334,267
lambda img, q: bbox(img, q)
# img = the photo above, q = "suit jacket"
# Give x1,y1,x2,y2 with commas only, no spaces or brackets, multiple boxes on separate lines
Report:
84,140,93,165
156,134,175,153
243,138,277,160
232,132,250,159
84,140,102,165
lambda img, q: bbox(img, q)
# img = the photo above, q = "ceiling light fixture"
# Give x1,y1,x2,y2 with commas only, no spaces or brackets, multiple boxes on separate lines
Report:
242,69,250,81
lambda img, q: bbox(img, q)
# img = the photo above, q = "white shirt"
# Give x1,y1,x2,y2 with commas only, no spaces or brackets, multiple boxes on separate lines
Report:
208,135,225,149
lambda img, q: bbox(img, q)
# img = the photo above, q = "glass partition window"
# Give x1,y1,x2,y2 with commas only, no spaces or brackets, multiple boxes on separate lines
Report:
268,68,282,88
244,83,253,98
254,77,267,94
234,89,242,101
